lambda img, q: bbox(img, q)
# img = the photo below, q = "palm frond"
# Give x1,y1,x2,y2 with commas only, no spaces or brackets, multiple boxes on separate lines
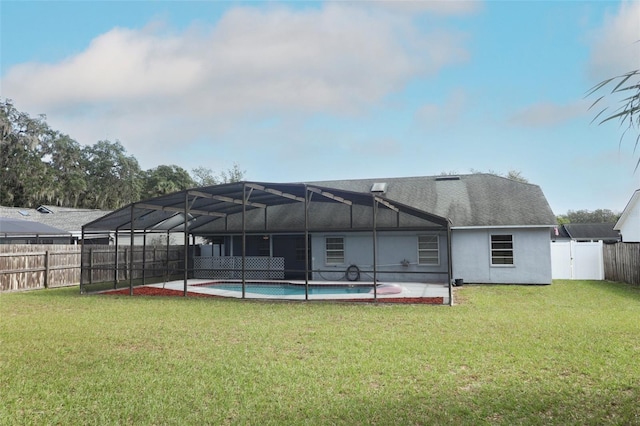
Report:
589,68,640,172
612,73,634,93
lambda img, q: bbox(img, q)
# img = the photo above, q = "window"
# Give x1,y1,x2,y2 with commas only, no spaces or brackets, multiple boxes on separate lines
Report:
418,235,439,265
325,237,344,264
491,234,514,265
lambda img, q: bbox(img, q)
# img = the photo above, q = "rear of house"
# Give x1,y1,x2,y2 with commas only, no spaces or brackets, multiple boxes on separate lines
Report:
83,173,557,287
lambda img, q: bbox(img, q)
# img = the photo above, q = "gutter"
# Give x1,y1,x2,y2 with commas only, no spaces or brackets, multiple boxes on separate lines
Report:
450,225,556,230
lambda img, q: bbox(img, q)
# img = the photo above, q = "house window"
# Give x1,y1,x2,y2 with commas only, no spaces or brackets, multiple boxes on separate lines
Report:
325,237,344,264
491,234,514,265
418,235,439,265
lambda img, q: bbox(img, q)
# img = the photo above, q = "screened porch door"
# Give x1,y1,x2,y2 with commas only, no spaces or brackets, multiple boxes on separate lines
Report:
272,235,310,280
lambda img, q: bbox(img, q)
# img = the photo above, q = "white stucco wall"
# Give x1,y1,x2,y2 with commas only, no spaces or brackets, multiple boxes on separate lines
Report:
451,227,552,285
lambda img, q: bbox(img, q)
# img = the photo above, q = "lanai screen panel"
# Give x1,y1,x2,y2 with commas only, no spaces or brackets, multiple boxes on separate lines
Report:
82,181,449,235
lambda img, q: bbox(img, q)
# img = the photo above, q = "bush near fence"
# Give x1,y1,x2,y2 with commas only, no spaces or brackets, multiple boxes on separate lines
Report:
1,245,185,292
604,242,640,286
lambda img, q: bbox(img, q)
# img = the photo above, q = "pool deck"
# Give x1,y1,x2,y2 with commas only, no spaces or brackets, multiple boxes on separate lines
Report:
151,279,451,304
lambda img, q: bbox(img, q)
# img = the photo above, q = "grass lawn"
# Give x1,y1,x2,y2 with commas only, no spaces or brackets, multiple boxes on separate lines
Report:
1,280,639,425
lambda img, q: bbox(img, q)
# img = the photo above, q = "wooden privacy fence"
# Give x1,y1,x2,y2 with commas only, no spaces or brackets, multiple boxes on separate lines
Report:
81,245,185,289
1,244,185,292
604,242,640,286
0,245,80,291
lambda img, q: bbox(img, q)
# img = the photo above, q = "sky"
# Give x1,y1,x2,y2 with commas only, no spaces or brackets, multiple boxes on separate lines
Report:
1,0,639,215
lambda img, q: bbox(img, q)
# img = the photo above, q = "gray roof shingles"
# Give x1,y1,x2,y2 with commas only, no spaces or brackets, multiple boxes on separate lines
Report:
0,205,111,234
308,174,557,227
0,217,70,235
562,223,620,241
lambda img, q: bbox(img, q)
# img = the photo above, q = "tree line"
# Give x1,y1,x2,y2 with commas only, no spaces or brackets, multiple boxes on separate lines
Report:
1,99,244,210
556,209,620,225
3,95,627,220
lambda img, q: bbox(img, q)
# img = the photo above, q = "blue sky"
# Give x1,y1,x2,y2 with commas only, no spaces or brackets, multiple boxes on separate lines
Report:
2,0,639,215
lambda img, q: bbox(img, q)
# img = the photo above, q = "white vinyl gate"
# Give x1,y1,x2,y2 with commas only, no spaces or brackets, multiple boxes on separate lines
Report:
550,241,604,280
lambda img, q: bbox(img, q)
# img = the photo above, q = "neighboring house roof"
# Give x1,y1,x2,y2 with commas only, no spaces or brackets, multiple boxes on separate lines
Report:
310,174,556,227
560,223,620,242
614,189,640,231
0,217,70,236
0,205,111,235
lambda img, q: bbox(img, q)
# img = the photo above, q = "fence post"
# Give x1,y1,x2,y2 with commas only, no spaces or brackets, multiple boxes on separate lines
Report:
164,240,169,283
44,250,50,289
142,232,147,285
113,248,117,288
89,248,94,285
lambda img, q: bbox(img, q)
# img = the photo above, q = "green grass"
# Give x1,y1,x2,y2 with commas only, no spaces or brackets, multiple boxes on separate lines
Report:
1,281,639,425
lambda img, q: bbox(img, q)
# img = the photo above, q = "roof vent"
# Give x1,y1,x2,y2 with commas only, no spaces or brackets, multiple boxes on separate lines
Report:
435,176,461,181
18,210,30,216
370,182,388,193
36,206,54,214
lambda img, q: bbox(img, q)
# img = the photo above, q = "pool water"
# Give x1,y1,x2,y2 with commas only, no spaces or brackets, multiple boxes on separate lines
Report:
204,283,373,296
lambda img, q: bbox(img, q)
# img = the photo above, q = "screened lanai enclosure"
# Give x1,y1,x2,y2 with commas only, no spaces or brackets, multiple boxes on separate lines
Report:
81,182,453,304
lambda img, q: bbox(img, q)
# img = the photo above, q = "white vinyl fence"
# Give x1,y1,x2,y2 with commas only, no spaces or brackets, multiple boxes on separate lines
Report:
550,241,604,280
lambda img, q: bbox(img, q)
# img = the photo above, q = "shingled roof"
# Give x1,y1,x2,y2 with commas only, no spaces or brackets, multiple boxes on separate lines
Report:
562,223,620,242
0,205,110,234
0,217,70,236
310,174,556,227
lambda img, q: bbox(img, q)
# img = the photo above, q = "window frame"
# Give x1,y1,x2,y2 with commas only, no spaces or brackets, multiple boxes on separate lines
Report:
490,234,514,266
325,236,345,265
417,235,440,266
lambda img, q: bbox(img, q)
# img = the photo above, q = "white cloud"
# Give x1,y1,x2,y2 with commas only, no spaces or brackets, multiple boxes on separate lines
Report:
1,3,472,168
414,89,468,127
508,100,590,127
362,0,481,16
2,6,469,114
588,0,640,80
4,25,203,106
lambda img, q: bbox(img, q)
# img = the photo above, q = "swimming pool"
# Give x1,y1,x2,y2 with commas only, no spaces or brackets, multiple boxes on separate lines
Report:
203,282,374,296
143,279,448,303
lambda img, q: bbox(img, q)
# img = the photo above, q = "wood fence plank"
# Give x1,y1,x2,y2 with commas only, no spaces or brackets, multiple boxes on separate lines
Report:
604,242,640,285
